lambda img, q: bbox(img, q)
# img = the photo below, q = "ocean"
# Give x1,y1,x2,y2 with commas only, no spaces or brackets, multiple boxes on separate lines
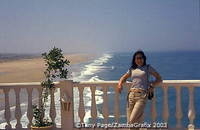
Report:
0,51,200,128
71,51,200,128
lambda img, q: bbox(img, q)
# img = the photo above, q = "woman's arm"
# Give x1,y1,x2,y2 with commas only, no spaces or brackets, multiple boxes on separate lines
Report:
149,71,163,87
117,72,131,93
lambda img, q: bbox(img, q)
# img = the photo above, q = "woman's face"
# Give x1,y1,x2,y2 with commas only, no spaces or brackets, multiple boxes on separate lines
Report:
135,53,144,67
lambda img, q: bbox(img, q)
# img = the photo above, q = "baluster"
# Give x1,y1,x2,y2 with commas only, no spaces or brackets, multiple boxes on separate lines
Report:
114,85,120,123
37,88,44,119
151,89,157,122
102,86,109,124
37,88,43,109
50,88,56,127
90,86,97,124
3,88,11,129
162,85,169,122
78,86,85,123
175,86,182,128
26,88,33,128
188,86,195,129
14,88,22,129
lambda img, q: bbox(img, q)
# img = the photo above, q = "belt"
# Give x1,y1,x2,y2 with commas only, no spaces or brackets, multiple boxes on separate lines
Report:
127,88,147,108
129,88,147,93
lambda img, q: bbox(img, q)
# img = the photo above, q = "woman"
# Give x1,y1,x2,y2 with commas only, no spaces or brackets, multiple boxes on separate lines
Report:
117,50,162,129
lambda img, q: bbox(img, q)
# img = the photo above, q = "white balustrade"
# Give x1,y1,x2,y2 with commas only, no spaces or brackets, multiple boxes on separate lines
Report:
114,86,120,123
26,87,33,128
3,88,11,129
14,88,22,129
188,86,195,129
102,86,109,124
78,86,85,123
175,86,183,128
90,86,97,124
37,87,44,119
162,85,169,122
50,88,56,127
0,80,199,130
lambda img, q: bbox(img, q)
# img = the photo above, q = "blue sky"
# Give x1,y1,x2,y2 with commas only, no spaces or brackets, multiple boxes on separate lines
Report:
0,0,199,53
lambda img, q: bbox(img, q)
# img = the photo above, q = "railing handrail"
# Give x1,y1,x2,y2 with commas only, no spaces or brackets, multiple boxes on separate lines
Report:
0,80,200,87
73,80,200,86
0,81,59,87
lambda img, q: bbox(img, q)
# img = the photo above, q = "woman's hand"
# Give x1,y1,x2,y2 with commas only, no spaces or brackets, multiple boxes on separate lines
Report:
149,71,162,87
117,72,131,94
117,73,131,93
117,83,123,94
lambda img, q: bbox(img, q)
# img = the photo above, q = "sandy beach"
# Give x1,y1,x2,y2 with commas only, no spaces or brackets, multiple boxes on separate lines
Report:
0,53,96,83
0,53,97,109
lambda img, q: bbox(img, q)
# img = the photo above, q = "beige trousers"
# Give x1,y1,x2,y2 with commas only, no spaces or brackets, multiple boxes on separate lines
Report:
127,91,147,130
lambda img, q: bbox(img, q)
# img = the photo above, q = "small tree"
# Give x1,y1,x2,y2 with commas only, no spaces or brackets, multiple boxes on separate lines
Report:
32,47,70,127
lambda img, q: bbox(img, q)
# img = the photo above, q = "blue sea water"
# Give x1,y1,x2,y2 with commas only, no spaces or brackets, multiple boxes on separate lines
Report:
72,51,200,128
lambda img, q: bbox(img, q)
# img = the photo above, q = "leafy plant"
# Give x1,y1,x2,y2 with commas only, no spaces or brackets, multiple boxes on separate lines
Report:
32,47,70,127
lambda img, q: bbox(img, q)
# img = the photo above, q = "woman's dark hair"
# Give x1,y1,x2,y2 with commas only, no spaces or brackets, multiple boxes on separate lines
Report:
130,50,147,69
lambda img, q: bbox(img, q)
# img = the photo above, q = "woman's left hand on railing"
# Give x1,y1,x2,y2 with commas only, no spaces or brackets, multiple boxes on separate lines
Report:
117,83,123,94
117,72,131,94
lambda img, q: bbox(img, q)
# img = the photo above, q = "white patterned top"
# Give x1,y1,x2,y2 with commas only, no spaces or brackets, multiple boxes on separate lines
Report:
126,64,157,90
